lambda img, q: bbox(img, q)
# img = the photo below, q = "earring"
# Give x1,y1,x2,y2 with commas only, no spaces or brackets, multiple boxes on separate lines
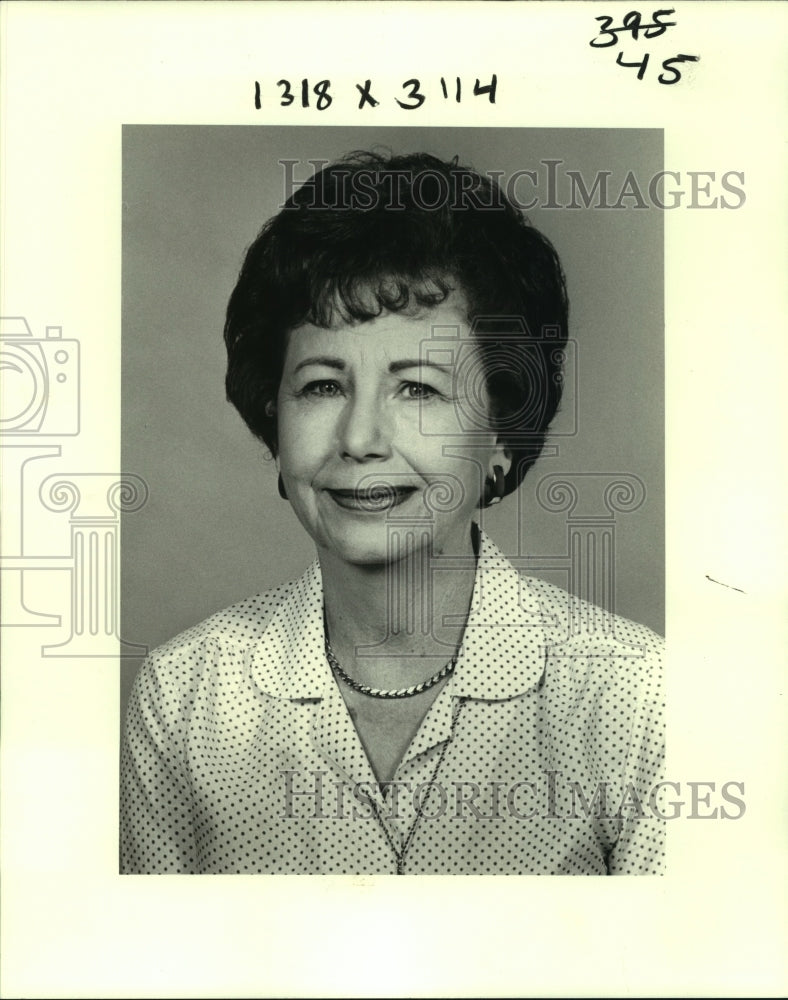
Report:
485,465,506,506
277,473,288,500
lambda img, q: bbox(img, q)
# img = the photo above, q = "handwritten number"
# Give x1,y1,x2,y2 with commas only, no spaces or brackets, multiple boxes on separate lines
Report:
277,79,294,107
439,76,463,101
591,10,694,85
658,53,699,85
646,8,677,37
396,79,425,110
275,78,332,110
313,80,332,110
591,8,678,46
622,11,643,39
590,14,619,47
473,75,497,103
270,76,496,109
616,50,650,80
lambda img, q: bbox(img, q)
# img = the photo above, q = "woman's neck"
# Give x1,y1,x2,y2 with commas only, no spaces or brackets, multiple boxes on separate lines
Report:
318,526,479,684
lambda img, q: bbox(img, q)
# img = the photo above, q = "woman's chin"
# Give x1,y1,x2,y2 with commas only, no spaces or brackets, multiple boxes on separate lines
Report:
308,504,480,567
319,539,412,569
316,525,432,569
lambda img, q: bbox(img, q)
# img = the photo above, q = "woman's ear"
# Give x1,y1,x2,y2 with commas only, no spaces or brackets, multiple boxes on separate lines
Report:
481,441,512,507
489,439,512,482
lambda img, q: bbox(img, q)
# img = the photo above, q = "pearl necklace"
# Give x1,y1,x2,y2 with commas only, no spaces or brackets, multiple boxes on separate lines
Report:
324,639,459,699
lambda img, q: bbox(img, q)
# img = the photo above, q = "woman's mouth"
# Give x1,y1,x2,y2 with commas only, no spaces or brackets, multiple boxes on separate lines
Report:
325,486,417,512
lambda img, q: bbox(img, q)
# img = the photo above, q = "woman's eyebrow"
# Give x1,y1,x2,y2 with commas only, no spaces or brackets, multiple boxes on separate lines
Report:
389,359,453,376
293,356,346,373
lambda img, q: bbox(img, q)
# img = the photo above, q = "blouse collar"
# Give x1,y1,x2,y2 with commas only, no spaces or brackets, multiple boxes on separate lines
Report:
249,528,548,702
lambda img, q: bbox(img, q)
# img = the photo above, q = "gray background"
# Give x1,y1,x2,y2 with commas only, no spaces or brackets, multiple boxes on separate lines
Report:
121,125,664,718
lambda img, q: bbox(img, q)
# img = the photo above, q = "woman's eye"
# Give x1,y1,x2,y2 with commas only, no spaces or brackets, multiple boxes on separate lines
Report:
401,381,438,400
302,380,341,398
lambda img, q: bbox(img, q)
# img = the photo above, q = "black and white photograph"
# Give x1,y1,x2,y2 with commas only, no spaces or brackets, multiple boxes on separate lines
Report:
120,126,665,875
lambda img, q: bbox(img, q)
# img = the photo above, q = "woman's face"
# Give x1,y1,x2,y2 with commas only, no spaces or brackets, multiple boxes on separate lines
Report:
276,291,510,567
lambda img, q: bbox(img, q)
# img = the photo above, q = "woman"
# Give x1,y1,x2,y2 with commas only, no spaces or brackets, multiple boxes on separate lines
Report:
120,151,664,875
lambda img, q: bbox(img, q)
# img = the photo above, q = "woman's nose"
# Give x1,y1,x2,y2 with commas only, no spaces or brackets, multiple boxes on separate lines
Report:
339,394,392,461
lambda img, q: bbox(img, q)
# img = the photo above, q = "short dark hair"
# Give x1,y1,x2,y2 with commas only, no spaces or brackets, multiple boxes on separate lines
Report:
224,150,569,496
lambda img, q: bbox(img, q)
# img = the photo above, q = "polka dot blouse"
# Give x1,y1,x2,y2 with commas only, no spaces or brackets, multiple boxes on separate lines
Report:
120,530,665,875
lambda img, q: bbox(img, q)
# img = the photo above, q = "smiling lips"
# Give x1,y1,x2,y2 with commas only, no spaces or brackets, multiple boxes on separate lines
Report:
326,486,417,512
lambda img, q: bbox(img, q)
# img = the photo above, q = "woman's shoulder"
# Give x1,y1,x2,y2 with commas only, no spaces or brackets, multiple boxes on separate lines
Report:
140,575,304,680
520,574,664,732
478,530,662,664
125,575,313,739
521,572,664,665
